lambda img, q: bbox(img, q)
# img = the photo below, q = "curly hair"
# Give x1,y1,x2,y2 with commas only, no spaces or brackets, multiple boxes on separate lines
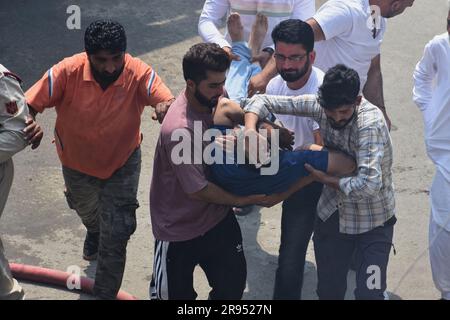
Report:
182,43,230,84
317,64,360,110
84,20,127,54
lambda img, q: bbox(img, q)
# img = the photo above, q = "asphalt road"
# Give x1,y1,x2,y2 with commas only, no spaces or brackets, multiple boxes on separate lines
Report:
0,0,447,299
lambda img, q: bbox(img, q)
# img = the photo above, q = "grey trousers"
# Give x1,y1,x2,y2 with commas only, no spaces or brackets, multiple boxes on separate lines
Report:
313,211,395,300
0,158,24,299
62,147,141,299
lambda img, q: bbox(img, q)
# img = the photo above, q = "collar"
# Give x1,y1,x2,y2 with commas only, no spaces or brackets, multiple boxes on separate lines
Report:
82,52,127,87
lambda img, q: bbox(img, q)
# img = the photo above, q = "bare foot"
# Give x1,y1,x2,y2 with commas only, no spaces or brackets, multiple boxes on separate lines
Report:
227,13,244,42
249,13,268,57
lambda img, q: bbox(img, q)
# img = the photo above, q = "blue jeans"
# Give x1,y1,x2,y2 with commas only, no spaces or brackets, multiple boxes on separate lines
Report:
273,182,323,299
225,41,261,102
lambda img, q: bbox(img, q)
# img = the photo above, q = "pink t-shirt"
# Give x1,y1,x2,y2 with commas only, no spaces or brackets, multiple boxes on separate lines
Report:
150,91,230,241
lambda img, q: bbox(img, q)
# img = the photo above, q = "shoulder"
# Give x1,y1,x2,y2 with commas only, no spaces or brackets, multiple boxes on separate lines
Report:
427,33,449,49
62,52,87,70
311,66,325,85
266,75,285,94
48,52,87,78
357,99,386,129
316,0,355,14
160,94,190,137
0,65,22,84
125,54,152,76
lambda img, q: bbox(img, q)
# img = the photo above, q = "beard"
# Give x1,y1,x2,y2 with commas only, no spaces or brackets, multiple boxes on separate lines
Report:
194,88,220,109
91,65,124,86
327,110,356,130
279,57,310,83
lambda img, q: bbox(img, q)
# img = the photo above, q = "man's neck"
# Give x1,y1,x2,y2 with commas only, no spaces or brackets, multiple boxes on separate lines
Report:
286,67,312,91
185,90,212,114
93,74,114,91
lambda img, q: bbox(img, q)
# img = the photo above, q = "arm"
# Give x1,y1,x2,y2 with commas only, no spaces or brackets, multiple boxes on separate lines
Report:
413,41,435,112
25,61,67,113
139,64,175,123
0,132,27,163
313,129,323,146
247,56,278,97
306,18,326,41
338,126,385,199
306,1,353,42
363,54,390,129
189,182,267,207
257,175,316,208
198,0,231,48
292,0,316,21
0,71,43,150
242,94,322,128
168,128,269,207
309,118,323,146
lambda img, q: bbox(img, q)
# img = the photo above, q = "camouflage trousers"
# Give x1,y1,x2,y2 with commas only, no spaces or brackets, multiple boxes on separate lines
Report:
63,147,141,299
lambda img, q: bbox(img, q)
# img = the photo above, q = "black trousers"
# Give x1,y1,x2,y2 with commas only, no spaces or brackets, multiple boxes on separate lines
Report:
273,182,323,299
151,212,246,300
313,211,396,300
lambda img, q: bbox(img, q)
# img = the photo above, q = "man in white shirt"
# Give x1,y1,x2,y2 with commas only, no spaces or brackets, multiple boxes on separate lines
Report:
265,19,323,299
0,64,43,300
198,0,315,97
413,4,450,300
307,0,415,129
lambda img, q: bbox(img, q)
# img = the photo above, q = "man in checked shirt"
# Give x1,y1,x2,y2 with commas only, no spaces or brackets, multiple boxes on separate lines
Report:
242,64,396,300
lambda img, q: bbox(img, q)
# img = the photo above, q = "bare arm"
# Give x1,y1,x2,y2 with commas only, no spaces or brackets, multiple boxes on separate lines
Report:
306,18,326,41
247,56,278,97
363,55,390,129
313,129,323,146
189,182,268,207
198,0,231,48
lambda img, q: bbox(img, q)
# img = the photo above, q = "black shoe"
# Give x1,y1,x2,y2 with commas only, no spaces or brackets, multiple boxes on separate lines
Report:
83,231,99,261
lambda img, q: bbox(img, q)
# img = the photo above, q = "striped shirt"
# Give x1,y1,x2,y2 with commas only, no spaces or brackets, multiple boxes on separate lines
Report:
243,94,395,234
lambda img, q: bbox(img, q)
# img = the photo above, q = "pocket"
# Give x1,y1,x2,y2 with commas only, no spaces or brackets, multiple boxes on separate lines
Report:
111,199,139,240
64,189,75,210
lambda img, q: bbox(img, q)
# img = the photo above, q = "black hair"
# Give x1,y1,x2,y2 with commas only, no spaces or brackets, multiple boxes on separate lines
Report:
84,20,127,55
317,64,361,110
182,43,230,84
271,19,314,52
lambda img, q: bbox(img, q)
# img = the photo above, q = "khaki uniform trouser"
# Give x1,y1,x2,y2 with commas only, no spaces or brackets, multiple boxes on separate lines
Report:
0,158,23,299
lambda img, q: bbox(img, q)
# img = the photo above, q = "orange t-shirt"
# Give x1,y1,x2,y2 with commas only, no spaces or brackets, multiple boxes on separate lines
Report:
26,52,174,179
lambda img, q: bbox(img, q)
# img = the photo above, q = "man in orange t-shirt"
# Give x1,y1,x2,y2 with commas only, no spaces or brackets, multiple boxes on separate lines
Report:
26,20,174,299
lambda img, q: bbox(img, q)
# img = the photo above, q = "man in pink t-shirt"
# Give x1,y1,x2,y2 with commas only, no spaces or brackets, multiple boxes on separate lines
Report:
149,43,266,300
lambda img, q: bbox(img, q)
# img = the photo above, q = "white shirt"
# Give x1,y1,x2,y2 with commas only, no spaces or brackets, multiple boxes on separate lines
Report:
265,66,323,149
313,0,386,90
413,33,450,230
198,0,315,50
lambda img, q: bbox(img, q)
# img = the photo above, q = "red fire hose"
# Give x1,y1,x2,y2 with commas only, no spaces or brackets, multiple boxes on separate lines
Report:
9,263,138,300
